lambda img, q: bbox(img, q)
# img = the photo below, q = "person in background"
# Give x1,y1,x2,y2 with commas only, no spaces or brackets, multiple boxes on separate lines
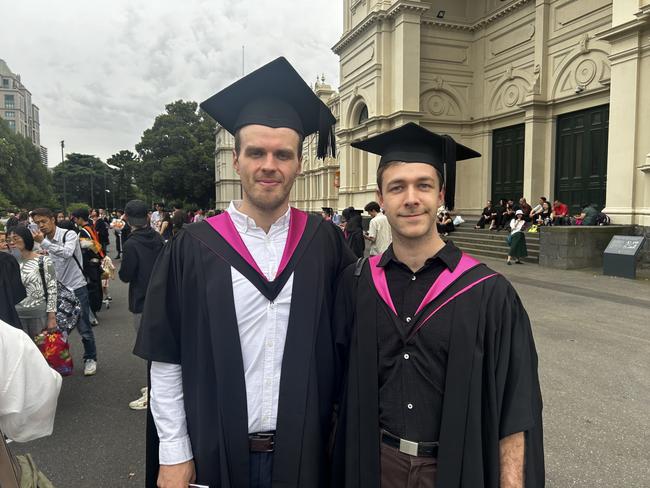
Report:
32,208,98,376
535,201,553,226
8,226,57,338
159,211,173,242
575,203,598,226
474,200,494,229
118,200,164,411
0,231,8,252
93,209,111,255
72,208,105,321
342,206,365,258
111,209,130,259
150,203,163,232
171,209,186,237
437,210,455,236
519,197,533,222
56,211,66,223
0,245,26,329
364,201,392,256
193,208,205,223
502,201,516,228
507,210,528,265
552,199,569,225
321,207,344,236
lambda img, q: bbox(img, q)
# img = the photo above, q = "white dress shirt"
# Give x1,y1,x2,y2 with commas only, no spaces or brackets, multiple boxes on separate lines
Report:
151,201,293,465
368,212,392,256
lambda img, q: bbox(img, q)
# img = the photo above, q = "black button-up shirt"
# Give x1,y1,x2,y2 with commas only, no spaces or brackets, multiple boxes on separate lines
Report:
377,242,462,442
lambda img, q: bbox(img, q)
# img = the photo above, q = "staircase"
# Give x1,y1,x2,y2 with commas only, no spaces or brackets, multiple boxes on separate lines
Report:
445,224,540,263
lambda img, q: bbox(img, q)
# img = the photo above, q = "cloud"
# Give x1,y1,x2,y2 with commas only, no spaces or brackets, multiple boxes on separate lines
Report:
1,0,343,165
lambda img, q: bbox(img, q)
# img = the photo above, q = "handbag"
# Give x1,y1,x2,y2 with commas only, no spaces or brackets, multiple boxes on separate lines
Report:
0,430,21,488
34,331,74,377
38,257,80,332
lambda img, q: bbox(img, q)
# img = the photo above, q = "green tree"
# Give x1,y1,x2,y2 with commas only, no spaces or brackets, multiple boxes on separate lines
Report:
0,119,57,209
107,149,140,209
135,100,216,208
52,153,117,209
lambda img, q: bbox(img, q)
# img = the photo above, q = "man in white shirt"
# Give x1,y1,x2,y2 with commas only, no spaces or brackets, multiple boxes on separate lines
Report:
31,208,98,376
364,201,392,256
150,203,163,231
134,57,355,488
0,318,62,442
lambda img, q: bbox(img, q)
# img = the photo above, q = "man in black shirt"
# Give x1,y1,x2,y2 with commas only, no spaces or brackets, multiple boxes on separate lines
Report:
332,123,544,488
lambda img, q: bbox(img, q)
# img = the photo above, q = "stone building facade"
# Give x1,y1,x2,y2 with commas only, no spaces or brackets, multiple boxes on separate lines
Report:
331,0,650,235
0,58,42,150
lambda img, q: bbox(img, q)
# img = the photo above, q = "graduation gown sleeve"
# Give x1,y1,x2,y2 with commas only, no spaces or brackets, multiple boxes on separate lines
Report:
0,252,26,329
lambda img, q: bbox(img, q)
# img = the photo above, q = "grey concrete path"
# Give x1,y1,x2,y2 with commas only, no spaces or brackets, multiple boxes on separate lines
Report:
10,249,650,487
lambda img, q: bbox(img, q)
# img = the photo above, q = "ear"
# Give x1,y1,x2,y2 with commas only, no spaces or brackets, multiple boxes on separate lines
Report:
376,188,384,209
233,149,241,176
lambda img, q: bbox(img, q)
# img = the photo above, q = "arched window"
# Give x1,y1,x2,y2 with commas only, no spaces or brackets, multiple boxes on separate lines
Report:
358,104,369,125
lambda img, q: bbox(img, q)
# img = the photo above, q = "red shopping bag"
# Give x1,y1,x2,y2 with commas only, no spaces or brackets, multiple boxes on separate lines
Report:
34,330,74,376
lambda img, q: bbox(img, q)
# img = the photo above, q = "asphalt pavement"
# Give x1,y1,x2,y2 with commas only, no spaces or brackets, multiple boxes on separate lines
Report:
10,247,650,487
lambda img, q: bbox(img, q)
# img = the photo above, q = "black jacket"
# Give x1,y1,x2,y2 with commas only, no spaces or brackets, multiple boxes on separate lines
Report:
119,227,164,314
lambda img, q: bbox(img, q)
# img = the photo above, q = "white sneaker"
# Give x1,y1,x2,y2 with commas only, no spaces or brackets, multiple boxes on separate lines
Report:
129,388,148,410
84,359,97,376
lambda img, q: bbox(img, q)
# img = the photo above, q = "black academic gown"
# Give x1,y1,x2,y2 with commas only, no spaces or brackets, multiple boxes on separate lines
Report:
332,248,544,488
0,252,26,328
134,208,355,488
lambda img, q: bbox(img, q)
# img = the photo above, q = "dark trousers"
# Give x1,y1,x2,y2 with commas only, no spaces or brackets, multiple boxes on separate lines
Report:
380,443,437,488
74,286,97,361
250,452,273,488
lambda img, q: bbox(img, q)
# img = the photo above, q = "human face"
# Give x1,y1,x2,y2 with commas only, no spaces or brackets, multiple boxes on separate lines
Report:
233,124,302,213
8,232,25,252
33,215,57,237
57,212,65,221
378,162,443,241
0,233,7,251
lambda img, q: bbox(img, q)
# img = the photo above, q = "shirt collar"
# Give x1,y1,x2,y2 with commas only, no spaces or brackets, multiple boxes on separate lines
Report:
227,200,291,234
378,241,462,272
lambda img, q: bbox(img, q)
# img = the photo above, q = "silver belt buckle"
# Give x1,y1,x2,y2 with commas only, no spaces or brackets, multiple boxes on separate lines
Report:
399,438,419,457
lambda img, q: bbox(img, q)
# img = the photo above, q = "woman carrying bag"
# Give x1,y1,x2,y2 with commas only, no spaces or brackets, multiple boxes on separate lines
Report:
8,226,57,338
506,209,528,265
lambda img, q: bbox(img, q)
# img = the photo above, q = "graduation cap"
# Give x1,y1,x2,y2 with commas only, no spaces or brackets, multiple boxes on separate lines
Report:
200,57,336,159
321,207,334,217
351,122,481,210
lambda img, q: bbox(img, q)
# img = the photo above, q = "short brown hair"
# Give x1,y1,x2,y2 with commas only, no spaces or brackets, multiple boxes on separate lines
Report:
234,127,304,159
376,162,444,193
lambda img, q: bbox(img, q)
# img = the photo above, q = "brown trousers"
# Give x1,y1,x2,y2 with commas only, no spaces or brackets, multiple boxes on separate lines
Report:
380,442,437,488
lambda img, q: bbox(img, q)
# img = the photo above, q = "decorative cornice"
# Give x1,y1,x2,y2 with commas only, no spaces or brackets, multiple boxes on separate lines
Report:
421,0,533,32
596,6,650,42
333,0,429,54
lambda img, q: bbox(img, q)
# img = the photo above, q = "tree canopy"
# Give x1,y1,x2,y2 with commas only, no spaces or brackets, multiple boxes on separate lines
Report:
135,100,216,208
51,153,117,210
0,119,57,210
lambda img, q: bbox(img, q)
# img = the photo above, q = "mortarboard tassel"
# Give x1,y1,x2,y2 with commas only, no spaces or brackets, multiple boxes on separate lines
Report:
443,135,456,211
318,108,336,159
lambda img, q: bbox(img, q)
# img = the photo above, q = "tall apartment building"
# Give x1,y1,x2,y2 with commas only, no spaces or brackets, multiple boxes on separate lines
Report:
0,58,42,151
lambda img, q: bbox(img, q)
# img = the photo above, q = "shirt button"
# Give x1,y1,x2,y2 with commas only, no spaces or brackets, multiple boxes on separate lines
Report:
403,353,410,360
407,403,413,410
411,275,416,281
405,317,412,323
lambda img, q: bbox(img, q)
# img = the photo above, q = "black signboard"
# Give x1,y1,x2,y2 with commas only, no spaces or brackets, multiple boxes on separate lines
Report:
603,235,646,279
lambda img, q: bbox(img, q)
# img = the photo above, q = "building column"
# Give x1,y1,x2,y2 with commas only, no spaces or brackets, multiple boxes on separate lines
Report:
522,105,548,202
597,4,650,224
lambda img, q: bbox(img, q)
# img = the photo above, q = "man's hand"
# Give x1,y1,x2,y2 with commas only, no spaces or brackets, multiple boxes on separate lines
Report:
32,230,45,243
157,460,196,488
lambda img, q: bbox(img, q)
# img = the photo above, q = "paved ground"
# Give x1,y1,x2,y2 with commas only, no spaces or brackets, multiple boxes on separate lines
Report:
11,247,650,487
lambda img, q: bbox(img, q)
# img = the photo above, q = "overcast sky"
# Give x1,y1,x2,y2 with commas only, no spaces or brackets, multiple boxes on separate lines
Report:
1,0,343,166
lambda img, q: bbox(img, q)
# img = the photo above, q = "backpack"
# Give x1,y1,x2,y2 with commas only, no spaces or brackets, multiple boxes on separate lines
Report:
596,212,611,226
38,256,81,332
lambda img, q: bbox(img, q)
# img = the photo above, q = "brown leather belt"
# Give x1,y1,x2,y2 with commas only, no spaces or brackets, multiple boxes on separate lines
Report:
249,432,275,453
381,430,439,457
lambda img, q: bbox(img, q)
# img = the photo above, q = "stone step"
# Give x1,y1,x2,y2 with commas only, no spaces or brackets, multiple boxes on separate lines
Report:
450,242,539,263
449,238,539,256
452,227,540,241
449,233,540,250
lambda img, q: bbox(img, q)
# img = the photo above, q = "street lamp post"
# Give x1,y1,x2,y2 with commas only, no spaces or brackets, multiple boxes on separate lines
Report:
104,167,108,209
60,141,67,214
90,173,94,209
